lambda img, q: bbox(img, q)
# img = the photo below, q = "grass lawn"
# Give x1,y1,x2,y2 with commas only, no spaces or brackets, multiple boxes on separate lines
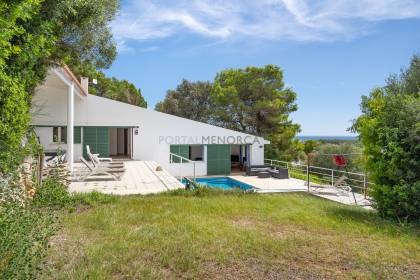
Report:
42,191,420,279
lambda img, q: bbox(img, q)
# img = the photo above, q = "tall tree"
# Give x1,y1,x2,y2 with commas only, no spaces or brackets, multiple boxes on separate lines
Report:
51,0,118,70
352,55,420,222
155,79,213,123
212,65,300,159
70,63,147,108
0,0,119,174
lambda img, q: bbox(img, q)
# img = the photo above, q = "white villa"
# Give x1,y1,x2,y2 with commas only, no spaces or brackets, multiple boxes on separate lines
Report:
31,66,269,178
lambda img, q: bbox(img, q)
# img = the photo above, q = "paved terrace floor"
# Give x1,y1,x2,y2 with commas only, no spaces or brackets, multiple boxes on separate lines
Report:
229,175,372,209
229,176,307,192
70,163,372,209
70,160,183,195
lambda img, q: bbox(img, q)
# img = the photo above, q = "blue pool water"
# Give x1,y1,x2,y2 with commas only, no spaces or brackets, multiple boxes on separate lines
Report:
183,177,254,190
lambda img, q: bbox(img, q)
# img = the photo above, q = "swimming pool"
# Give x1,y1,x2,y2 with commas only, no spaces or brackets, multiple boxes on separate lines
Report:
183,177,254,190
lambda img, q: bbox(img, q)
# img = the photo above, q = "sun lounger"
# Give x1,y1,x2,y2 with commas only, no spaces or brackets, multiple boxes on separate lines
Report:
44,154,66,167
86,145,112,162
333,175,357,204
86,145,124,168
76,157,125,182
88,152,124,168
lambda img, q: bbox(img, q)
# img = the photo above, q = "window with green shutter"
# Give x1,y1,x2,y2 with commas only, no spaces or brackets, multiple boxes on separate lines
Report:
170,145,189,163
52,126,81,144
74,127,81,144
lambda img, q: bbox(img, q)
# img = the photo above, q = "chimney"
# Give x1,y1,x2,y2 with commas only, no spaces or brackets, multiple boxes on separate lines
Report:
81,77,89,94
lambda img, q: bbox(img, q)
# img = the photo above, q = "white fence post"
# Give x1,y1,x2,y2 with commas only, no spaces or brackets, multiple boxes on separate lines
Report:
193,162,196,181
363,173,367,199
170,152,198,182
331,170,334,186
306,164,310,191
180,157,182,182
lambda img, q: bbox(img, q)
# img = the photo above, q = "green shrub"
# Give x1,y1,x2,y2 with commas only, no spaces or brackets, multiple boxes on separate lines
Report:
0,201,55,279
372,182,420,223
1,177,121,278
352,55,420,222
33,178,71,209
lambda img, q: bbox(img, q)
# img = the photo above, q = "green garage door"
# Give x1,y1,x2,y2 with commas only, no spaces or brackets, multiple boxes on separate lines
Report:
207,145,231,175
83,127,110,159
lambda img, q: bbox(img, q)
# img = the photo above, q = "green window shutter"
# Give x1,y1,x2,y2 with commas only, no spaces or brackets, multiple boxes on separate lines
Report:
74,127,81,144
179,145,189,162
207,145,231,175
82,127,109,159
55,126,80,144
83,127,97,160
53,127,59,143
170,145,180,163
60,127,67,144
96,127,110,157
170,145,189,163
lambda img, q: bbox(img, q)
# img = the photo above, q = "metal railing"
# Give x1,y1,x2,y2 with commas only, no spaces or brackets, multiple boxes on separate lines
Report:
265,159,372,198
169,153,198,181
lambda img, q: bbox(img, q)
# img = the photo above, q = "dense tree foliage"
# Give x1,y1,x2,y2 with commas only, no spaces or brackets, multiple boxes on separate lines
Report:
0,0,119,174
352,55,420,222
50,0,119,70
212,65,297,135
1,1,50,174
156,66,300,159
212,65,301,160
70,64,147,108
155,80,213,122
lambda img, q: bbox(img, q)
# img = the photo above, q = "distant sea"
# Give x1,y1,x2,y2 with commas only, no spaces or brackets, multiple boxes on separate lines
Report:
296,136,358,141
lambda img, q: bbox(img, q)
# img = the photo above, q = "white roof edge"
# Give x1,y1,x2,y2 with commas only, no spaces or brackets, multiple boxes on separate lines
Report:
87,93,270,144
50,67,86,98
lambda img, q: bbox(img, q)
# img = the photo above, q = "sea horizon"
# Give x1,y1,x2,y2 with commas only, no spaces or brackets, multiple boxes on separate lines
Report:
296,135,358,141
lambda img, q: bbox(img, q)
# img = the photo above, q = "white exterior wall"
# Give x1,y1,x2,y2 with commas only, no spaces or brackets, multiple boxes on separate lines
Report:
32,72,269,176
34,126,83,161
251,143,265,166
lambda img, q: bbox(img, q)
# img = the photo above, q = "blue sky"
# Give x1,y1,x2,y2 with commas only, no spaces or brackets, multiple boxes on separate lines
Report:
105,0,420,136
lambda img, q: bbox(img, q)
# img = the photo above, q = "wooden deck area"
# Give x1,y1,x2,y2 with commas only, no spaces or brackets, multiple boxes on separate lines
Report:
70,160,183,195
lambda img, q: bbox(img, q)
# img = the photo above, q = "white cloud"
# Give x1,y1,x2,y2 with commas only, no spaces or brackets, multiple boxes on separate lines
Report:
111,0,420,48
115,40,133,53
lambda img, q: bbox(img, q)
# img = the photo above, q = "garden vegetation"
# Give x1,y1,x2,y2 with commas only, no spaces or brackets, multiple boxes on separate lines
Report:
1,1,419,278
0,0,122,278
352,55,420,222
